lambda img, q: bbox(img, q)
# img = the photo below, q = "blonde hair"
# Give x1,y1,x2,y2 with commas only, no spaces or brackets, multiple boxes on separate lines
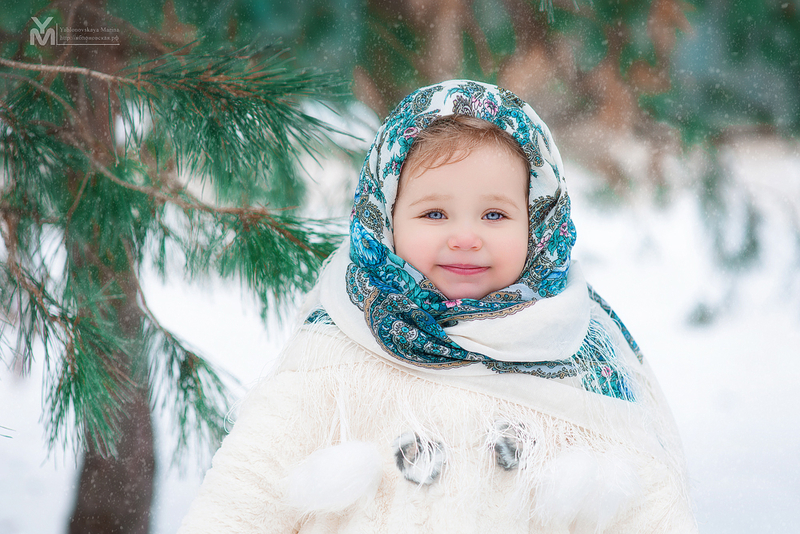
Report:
400,116,530,183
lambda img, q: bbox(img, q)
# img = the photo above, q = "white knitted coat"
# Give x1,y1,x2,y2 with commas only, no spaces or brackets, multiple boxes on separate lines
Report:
177,324,697,533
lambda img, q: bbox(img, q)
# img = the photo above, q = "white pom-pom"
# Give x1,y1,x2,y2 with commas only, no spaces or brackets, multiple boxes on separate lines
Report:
534,449,641,533
285,441,383,514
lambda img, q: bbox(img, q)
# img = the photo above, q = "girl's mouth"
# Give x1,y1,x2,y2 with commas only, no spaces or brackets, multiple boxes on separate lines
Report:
439,264,489,275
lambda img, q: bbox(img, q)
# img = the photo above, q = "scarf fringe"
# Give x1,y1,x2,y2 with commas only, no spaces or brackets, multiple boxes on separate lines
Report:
572,311,638,402
271,318,691,529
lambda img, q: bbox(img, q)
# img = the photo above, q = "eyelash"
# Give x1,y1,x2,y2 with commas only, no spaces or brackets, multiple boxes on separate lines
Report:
420,210,508,220
483,211,507,221
422,210,446,220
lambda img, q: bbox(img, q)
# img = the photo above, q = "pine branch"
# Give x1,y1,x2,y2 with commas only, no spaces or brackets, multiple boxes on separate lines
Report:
3,51,345,226
114,46,349,205
1,187,134,456
173,207,341,315
124,243,234,461
0,57,128,85
0,257,131,456
145,319,233,464
47,310,133,457
0,257,69,370
0,71,94,147
1,83,87,229
0,72,78,119
221,212,341,303
2,42,348,464
81,146,327,249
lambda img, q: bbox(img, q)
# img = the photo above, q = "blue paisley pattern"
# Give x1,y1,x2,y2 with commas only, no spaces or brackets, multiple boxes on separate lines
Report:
344,80,636,400
587,285,644,364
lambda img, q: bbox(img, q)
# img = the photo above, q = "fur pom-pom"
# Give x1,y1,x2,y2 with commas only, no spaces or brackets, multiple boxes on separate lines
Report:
534,449,641,533
285,441,383,514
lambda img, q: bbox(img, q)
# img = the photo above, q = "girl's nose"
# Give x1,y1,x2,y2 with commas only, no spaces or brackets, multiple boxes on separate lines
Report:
447,227,482,250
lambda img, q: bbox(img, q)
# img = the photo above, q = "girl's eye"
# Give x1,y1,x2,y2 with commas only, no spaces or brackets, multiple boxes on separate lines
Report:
423,210,445,220
483,211,505,221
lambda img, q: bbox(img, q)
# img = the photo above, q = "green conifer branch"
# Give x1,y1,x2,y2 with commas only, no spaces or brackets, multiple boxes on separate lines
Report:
0,57,129,85
136,283,233,463
47,312,132,457
2,43,346,463
214,212,341,313
0,255,131,456
114,46,348,206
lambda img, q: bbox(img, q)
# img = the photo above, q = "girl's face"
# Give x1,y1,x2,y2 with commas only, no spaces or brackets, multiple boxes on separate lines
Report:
392,144,529,300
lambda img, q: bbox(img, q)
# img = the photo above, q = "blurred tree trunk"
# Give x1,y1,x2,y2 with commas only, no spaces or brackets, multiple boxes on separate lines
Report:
57,2,156,532
67,245,155,534
69,385,154,534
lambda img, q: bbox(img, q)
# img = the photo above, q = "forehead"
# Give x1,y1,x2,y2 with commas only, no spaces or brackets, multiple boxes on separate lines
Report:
401,130,530,186
397,144,529,203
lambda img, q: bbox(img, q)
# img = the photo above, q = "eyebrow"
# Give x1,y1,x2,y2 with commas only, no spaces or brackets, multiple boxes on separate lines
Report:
408,192,523,208
408,193,452,207
481,193,521,207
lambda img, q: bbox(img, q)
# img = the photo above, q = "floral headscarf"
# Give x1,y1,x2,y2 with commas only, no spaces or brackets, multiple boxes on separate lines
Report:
345,80,586,373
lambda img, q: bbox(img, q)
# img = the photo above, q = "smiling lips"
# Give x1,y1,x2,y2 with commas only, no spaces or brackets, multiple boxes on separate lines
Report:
439,264,489,275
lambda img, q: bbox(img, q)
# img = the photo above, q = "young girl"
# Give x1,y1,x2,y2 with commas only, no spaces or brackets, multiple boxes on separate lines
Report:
178,80,697,533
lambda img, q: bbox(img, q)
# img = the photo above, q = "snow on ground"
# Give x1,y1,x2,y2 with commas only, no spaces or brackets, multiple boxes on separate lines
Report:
1,139,799,533
568,137,800,533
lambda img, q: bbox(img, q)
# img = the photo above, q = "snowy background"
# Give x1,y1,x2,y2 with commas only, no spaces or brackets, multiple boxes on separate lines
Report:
1,131,799,532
